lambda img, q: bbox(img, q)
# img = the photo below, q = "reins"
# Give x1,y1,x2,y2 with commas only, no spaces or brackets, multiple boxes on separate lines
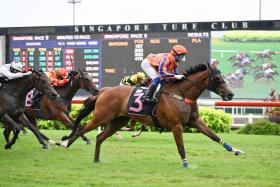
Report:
162,69,210,104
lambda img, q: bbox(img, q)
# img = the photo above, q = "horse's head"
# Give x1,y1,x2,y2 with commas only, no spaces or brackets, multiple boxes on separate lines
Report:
31,69,58,99
207,64,234,101
71,70,99,95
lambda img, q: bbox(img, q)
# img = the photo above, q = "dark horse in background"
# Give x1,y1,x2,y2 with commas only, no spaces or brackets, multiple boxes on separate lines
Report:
62,63,244,168
254,70,279,82
5,70,99,148
1,70,58,149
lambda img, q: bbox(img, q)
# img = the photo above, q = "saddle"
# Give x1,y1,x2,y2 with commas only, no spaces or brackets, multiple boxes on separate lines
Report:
127,86,163,130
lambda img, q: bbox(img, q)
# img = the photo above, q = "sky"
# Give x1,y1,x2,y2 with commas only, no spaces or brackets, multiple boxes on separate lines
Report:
0,0,279,27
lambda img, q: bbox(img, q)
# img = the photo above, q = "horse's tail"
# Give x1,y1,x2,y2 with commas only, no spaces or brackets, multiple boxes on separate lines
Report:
73,95,98,132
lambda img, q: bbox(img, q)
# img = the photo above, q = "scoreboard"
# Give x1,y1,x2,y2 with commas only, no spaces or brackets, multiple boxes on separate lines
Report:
9,32,210,96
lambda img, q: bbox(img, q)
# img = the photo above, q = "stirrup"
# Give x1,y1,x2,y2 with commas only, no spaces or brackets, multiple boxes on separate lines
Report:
143,96,157,104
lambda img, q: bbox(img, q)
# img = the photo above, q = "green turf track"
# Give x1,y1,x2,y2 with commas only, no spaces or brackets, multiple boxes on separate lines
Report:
211,38,280,99
0,130,279,187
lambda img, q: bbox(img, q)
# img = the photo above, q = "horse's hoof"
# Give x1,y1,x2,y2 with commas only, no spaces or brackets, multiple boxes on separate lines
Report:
94,159,100,163
61,135,69,141
59,140,69,148
86,140,92,145
234,150,244,155
233,147,244,155
182,162,188,168
43,145,49,150
5,144,11,149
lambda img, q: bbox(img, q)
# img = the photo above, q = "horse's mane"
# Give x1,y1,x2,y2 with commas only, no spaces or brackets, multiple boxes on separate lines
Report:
68,70,79,79
183,64,208,77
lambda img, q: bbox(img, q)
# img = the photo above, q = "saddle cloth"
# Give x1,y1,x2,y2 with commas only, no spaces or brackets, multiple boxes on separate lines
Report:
127,87,157,116
25,89,41,109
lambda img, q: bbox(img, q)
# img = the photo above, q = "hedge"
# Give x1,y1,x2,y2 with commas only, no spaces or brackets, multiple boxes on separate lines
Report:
0,105,232,134
238,119,280,135
222,31,280,42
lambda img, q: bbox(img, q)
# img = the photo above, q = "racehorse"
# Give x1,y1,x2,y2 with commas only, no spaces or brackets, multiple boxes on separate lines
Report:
254,70,279,82
61,63,244,168
253,63,277,75
255,50,276,60
228,53,250,62
1,70,58,149
71,78,152,140
225,73,245,88
6,70,99,147
232,57,254,68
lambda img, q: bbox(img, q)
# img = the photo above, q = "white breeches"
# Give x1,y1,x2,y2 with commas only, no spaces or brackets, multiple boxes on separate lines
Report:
141,58,158,79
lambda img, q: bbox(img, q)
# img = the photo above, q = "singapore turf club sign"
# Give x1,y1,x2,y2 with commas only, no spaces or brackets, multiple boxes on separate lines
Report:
73,20,280,34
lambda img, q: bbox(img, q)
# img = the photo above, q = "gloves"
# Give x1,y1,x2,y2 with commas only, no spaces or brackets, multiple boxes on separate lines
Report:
174,74,185,80
24,71,32,76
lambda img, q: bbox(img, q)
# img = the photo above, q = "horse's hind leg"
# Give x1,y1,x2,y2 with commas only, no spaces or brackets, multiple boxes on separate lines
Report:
191,118,244,155
132,122,144,138
94,117,130,163
66,116,104,147
69,118,92,144
56,112,92,144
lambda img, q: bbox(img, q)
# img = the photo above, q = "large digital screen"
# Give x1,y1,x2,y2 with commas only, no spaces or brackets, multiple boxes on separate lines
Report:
211,30,280,99
9,32,210,97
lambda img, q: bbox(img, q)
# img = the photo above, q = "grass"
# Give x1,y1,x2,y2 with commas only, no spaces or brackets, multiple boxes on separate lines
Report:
0,130,279,187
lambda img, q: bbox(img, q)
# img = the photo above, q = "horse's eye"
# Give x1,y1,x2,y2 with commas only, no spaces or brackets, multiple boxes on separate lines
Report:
215,77,221,83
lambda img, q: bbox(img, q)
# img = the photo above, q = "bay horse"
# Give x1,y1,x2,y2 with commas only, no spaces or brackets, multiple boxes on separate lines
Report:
8,70,99,147
254,70,279,82
1,70,58,149
62,63,244,168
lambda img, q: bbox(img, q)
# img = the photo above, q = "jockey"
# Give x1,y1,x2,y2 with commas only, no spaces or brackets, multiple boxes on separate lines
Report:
235,68,246,76
120,71,146,86
141,44,188,103
0,61,31,87
264,68,275,77
262,63,272,70
48,68,69,87
209,59,219,69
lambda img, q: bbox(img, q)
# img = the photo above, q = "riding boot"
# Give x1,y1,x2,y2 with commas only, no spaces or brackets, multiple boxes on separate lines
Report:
143,84,157,103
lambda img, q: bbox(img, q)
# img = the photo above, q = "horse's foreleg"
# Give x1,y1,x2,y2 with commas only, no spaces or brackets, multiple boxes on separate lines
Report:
5,128,20,149
65,116,103,148
171,123,188,168
27,115,55,144
191,118,244,155
1,114,22,149
1,114,21,132
3,126,12,145
18,114,49,149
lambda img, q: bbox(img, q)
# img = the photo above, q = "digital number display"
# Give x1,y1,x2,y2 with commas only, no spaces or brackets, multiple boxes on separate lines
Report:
9,32,210,96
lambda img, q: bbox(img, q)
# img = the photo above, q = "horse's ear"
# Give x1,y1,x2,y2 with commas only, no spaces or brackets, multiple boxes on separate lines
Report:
207,61,213,71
